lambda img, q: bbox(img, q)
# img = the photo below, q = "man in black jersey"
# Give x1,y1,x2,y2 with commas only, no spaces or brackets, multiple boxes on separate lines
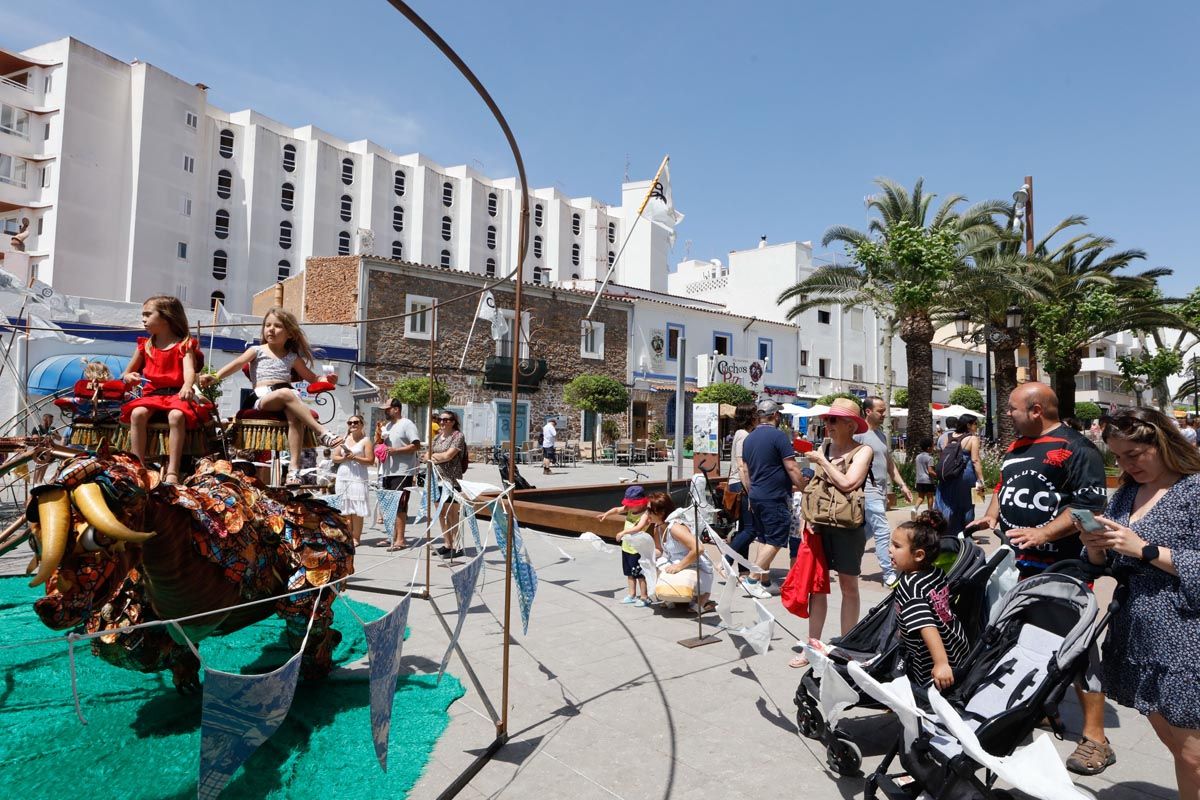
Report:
971,382,1113,775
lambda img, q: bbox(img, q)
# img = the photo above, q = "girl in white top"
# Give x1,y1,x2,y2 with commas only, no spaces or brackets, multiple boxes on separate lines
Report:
645,491,715,613
200,307,343,484
333,414,374,545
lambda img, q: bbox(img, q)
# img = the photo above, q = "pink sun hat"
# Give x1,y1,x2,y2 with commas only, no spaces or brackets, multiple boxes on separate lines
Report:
822,397,868,434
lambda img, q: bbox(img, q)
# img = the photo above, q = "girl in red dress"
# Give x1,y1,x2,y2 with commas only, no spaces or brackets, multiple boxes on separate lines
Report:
119,296,201,484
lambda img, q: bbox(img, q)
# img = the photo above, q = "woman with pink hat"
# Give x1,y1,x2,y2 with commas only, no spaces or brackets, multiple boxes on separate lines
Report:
796,397,874,664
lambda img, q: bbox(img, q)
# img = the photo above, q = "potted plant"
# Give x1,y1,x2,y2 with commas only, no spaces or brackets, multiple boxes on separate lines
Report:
683,435,693,458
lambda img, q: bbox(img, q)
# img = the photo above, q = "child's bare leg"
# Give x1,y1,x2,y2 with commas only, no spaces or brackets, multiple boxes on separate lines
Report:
129,406,151,462
165,409,186,482
261,390,326,436
637,576,648,600
627,577,636,598
286,418,304,475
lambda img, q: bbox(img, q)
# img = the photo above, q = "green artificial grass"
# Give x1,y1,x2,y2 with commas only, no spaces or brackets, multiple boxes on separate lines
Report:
0,577,463,798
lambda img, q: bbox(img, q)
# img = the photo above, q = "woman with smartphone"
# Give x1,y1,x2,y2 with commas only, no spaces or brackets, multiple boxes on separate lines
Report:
1077,407,1200,799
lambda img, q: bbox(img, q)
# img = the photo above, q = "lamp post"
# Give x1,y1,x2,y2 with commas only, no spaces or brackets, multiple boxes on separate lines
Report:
955,305,1025,442
1011,178,1037,381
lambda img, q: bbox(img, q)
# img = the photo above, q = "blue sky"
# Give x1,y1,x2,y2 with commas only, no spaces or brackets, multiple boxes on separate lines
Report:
10,1,1198,294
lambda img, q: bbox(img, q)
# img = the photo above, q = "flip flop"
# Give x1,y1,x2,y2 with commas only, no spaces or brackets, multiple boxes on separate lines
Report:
789,654,810,669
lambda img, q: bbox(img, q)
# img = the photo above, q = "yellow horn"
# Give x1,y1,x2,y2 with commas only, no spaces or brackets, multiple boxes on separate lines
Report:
29,488,70,587
70,483,156,544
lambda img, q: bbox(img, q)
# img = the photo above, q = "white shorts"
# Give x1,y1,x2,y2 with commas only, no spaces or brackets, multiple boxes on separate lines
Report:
254,385,297,410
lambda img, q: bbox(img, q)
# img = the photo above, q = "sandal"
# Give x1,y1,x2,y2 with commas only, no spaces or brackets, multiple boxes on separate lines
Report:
319,431,344,448
1065,736,1116,775
788,654,810,669
689,600,718,614
163,471,181,485
285,474,303,487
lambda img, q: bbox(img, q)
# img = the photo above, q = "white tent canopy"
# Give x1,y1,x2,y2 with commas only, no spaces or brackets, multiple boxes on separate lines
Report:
782,403,830,418
932,404,985,419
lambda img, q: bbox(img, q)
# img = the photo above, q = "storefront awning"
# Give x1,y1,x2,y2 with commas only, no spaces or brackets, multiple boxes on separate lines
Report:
28,354,128,396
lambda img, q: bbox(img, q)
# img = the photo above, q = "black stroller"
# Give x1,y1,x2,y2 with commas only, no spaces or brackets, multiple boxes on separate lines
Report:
861,564,1111,800
492,446,535,491
794,536,1007,776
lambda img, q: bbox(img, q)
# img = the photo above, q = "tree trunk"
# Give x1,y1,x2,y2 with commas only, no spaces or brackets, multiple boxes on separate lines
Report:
1055,350,1082,419
881,315,896,440
993,337,1020,448
901,312,935,458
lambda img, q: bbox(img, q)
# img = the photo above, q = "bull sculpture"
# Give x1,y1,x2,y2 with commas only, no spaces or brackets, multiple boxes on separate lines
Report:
14,450,354,691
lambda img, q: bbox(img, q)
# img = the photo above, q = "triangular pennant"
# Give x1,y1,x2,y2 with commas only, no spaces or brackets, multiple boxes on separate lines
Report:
730,598,774,656
438,553,484,681
375,488,404,535
511,520,538,635
364,592,412,771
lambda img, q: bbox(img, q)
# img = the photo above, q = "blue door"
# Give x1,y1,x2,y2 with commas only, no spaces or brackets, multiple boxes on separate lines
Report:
493,400,529,446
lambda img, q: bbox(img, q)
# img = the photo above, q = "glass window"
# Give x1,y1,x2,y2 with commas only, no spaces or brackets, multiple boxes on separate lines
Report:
212,250,228,280
853,364,864,381
216,169,232,199
391,240,403,259
440,249,451,268
485,257,496,277
339,194,352,222
210,291,225,310
282,144,296,172
182,154,195,173
713,332,731,356
580,320,605,359
337,231,351,255
341,157,354,185
280,182,294,210
392,205,403,232
441,216,452,241
533,235,542,259
850,308,864,331
177,241,188,260
534,204,543,227
0,105,30,138
442,181,453,207
817,309,832,324
608,250,615,267
571,213,581,236
214,209,230,239
800,350,809,367
180,195,192,217
486,225,496,250
276,259,290,282
394,169,406,196
406,294,436,339
608,221,616,244
666,325,682,360
487,192,498,216
818,358,830,378
279,220,293,249
218,129,234,158
184,111,198,129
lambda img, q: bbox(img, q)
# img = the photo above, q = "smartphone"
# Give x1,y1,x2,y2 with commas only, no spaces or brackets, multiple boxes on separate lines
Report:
1070,508,1105,533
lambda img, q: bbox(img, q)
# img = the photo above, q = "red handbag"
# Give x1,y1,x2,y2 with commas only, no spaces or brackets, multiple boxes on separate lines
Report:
780,527,830,619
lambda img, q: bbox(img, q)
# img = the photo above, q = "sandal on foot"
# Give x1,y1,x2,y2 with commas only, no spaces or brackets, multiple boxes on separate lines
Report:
319,431,344,448
285,474,303,487
163,471,181,485
1066,736,1115,775
789,654,810,669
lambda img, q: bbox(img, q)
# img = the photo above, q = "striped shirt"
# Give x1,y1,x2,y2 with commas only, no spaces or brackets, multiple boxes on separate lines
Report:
895,568,970,687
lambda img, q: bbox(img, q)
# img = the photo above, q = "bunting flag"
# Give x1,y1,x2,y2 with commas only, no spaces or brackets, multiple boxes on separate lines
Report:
641,158,685,245
438,553,484,681
625,531,658,598
376,488,405,534
413,475,446,525
806,643,858,729
27,313,93,344
363,591,412,771
458,496,483,551
493,508,538,634
717,557,739,629
0,267,32,298
197,652,303,799
579,532,615,554
30,278,75,316
728,598,774,656
321,493,344,513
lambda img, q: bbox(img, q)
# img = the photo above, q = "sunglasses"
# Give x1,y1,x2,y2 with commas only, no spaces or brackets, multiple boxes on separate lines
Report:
347,420,362,426
438,417,454,422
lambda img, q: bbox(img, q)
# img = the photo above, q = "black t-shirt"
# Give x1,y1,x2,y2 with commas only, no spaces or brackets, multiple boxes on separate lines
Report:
996,424,1106,575
895,568,970,686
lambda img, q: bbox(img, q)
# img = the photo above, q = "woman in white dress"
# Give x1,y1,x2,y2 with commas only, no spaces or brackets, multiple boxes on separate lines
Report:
645,491,716,613
333,414,374,546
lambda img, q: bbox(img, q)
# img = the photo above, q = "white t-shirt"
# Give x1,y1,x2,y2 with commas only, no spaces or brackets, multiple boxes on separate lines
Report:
1182,426,1197,445
381,418,421,477
542,422,557,449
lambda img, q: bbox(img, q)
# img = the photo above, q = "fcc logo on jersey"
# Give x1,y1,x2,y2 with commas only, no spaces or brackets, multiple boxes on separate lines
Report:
998,468,1063,532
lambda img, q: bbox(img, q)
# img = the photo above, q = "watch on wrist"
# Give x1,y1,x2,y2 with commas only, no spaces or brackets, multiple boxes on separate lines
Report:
1140,544,1160,563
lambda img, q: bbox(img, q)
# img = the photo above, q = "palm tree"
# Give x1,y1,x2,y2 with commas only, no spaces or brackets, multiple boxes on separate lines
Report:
779,178,1007,454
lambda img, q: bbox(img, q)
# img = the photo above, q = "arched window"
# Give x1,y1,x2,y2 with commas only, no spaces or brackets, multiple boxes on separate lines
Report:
571,243,580,266
210,290,226,310
486,225,496,250
393,169,406,196
279,220,293,249
533,235,543,259
608,221,615,244
534,204,543,227
485,257,496,277
214,209,230,239
608,250,615,267
441,216,452,241
571,213,581,236
216,169,232,199
487,192,498,217
392,205,403,232
341,157,354,186
337,230,351,255
212,250,228,280
440,249,451,268
442,181,453,207
392,240,403,260
218,129,234,159
276,259,291,282
281,144,296,172
280,182,294,211
339,194,352,222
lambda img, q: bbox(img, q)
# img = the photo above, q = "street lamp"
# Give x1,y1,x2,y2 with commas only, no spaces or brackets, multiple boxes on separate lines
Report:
1014,176,1037,380
956,306,1024,441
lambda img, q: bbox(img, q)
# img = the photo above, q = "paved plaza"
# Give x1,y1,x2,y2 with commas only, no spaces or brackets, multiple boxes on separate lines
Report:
0,458,1176,799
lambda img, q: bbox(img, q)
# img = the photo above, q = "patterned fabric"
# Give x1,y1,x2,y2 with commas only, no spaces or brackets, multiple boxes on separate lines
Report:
248,343,298,386
376,489,405,533
432,430,466,483
438,553,484,680
364,592,412,770
895,568,970,686
1102,474,1200,728
493,507,538,634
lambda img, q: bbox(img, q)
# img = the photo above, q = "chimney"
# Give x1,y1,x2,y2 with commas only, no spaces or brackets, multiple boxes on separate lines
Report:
758,235,767,249
274,281,285,307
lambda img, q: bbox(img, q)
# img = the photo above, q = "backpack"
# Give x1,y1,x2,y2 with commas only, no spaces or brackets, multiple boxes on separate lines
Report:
460,440,470,474
800,444,872,529
937,433,970,483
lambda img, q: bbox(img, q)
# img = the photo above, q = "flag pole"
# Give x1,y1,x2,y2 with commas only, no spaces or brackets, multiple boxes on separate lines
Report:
584,154,669,321
458,292,485,370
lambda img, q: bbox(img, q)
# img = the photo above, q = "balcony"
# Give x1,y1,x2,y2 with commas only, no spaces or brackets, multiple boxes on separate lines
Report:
1080,356,1120,375
483,355,548,392
965,375,984,389
932,370,947,389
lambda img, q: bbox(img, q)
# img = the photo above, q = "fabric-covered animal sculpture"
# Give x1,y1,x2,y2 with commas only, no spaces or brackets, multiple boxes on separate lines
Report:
23,452,354,690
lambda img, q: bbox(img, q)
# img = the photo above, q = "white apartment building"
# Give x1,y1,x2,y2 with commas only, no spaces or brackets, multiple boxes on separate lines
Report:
0,37,638,315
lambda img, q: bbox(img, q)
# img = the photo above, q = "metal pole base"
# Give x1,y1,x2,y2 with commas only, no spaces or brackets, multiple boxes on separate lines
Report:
677,633,721,649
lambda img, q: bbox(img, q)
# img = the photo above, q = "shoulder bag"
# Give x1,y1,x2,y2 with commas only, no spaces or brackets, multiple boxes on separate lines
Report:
800,443,871,528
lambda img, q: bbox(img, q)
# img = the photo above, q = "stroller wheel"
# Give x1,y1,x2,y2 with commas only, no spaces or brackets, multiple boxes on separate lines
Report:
795,695,823,740
826,734,862,777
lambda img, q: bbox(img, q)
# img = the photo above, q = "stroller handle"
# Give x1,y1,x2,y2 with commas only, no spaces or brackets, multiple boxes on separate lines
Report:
964,520,1011,548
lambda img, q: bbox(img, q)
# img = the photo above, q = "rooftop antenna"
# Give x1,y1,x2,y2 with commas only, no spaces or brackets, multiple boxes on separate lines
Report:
684,239,693,260
624,153,630,182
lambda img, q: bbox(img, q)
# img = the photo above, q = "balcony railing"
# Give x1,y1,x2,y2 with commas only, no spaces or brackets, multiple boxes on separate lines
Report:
0,77,31,94
966,375,984,389
932,370,947,389
483,355,548,392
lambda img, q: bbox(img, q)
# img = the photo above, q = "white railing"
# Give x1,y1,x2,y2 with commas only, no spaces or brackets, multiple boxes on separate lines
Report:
0,174,27,188
0,77,31,93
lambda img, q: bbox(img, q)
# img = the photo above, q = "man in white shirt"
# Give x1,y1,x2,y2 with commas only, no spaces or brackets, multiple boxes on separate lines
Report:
541,417,558,475
375,399,421,547
1181,417,1197,445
